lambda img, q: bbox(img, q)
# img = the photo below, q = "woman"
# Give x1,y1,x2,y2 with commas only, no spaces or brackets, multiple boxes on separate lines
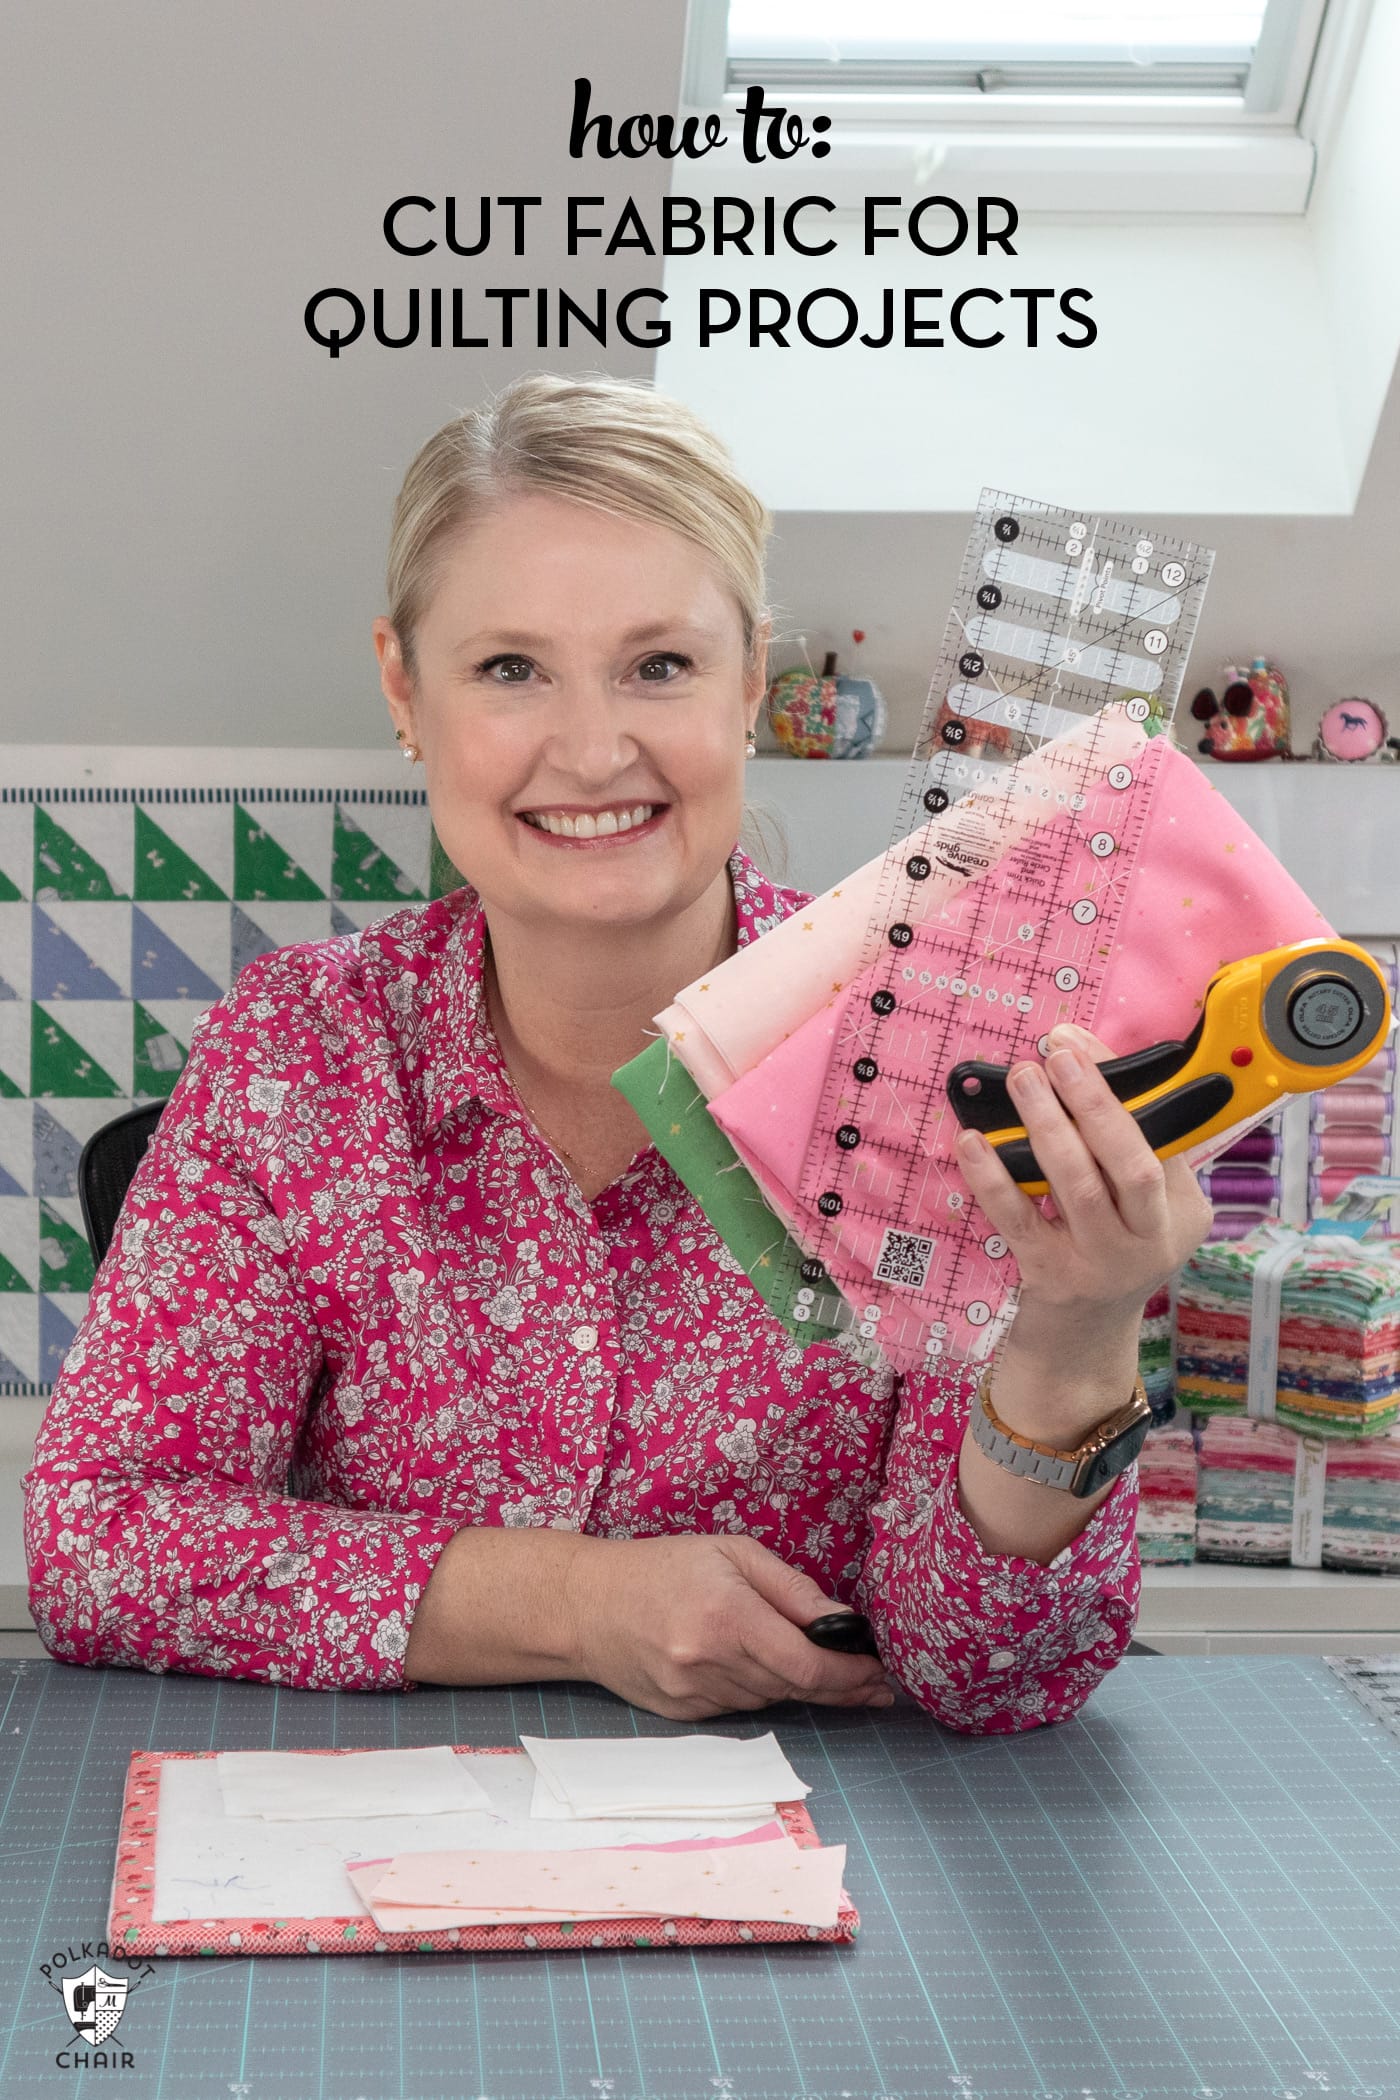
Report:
23,373,1211,1728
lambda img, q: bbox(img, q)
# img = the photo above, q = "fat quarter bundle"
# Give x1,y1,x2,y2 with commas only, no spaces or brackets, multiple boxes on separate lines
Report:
1195,1415,1400,1573
1175,1225,1400,1438
1140,1285,1176,1419
1135,1422,1199,1565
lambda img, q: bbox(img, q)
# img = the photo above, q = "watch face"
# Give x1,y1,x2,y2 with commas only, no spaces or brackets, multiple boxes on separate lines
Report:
1319,699,1386,761
1071,1415,1152,1498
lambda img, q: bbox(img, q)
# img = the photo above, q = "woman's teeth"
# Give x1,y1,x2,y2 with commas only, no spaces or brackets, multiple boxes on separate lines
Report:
521,804,657,839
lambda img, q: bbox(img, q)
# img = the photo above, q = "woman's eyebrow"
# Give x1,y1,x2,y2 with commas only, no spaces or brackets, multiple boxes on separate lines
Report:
452,619,715,656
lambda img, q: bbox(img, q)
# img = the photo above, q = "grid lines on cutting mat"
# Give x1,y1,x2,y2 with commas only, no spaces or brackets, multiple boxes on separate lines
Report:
0,1656,1396,2097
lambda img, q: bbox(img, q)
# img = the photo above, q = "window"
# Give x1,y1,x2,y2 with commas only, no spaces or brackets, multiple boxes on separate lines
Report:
719,1,1323,118
681,0,1371,211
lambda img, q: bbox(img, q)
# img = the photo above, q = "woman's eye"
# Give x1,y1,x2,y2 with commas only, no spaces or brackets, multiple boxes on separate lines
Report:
637,653,693,682
480,655,535,682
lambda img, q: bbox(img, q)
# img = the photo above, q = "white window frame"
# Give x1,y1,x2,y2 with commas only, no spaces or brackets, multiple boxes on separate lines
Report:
679,0,1375,213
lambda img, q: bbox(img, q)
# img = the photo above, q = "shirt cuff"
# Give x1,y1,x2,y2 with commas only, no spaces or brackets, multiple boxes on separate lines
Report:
865,1459,1141,1733
279,1511,462,1692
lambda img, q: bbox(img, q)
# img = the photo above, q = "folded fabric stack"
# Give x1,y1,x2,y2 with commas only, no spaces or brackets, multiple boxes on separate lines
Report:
344,1734,849,1933
616,703,1335,1376
1196,1416,1400,1572
518,1732,803,1824
1135,1421,1197,1563
349,1827,848,1932
1139,1284,1175,1420
1175,1226,1400,1438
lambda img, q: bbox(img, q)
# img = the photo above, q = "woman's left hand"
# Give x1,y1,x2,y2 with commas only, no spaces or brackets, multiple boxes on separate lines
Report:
955,1019,1214,1366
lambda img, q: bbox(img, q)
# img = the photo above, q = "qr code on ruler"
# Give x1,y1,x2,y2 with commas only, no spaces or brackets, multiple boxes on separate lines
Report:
873,1227,936,1291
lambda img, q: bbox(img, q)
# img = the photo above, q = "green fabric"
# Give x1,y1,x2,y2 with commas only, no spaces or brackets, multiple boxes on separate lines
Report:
611,1037,852,1345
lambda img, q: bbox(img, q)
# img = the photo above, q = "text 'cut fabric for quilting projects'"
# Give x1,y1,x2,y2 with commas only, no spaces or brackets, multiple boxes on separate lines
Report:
646,705,1331,1373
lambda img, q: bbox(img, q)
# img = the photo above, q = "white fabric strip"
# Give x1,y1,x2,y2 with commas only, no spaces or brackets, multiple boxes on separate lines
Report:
1247,1229,1307,1422
1278,1094,1312,1231
1290,1435,1328,1568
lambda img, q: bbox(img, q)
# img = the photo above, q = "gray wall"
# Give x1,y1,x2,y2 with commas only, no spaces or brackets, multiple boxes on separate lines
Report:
0,0,686,748
3,0,1397,757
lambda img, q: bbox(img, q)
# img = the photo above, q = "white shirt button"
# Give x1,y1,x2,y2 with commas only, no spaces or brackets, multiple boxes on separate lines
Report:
569,1323,598,1352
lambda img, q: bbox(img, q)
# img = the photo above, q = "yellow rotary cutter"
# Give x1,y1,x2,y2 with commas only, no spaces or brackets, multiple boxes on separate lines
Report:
947,939,1393,1196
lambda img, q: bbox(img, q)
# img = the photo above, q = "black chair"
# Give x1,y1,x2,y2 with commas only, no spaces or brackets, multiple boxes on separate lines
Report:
77,1101,165,1267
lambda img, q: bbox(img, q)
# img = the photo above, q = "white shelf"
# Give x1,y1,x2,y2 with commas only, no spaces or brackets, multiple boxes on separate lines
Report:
746,755,1400,933
1139,1561,1400,1655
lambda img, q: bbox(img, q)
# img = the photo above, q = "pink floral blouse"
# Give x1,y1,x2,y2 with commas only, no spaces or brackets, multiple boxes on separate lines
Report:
24,846,1141,1730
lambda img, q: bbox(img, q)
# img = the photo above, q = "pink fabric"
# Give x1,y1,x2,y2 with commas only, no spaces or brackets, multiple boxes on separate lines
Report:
23,848,1140,1733
657,705,1149,1098
710,726,1330,1369
344,1828,811,1931
362,1834,848,1929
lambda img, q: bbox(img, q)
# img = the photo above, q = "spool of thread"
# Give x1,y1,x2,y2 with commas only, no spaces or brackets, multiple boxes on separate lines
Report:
1315,1166,1378,1203
1201,1168,1281,1206
1359,946,1399,991
1310,1129,1388,1170
1208,1209,1267,1240
1349,1051,1395,1086
1315,1085,1390,1127
1215,1130,1278,1165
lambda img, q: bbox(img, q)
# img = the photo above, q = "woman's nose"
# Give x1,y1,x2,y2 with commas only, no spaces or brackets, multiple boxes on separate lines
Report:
541,683,638,777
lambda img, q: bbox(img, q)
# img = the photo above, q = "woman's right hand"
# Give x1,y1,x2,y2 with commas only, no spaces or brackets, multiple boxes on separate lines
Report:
567,1534,895,1722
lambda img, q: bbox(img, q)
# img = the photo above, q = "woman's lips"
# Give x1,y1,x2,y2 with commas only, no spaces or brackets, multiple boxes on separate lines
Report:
516,807,670,848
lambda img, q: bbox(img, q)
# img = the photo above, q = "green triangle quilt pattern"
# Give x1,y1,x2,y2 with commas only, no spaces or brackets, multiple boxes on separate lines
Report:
0,783,438,1394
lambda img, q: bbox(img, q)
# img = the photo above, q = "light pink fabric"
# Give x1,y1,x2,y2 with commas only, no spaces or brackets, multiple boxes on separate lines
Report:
658,705,1150,1097
709,727,1330,1369
23,848,1140,1734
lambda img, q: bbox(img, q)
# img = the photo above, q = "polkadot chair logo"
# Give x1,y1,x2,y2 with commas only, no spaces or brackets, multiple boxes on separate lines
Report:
41,1941,154,2071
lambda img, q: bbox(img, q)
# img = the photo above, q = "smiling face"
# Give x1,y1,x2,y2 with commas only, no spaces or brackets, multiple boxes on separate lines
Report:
375,489,766,936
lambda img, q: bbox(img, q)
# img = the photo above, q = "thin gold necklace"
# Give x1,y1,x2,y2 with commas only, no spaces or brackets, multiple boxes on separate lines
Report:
482,947,591,1179
513,1075,589,1180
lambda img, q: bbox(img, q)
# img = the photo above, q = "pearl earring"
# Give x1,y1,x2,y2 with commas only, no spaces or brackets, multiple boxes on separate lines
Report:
394,728,420,763
745,730,757,758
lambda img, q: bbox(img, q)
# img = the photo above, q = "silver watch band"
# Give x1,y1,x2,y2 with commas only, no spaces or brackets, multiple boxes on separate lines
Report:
969,1366,1152,1496
969,1399,1081,1489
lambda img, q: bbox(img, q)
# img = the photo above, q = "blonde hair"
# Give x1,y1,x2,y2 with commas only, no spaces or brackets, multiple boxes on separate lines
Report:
385,371,772,683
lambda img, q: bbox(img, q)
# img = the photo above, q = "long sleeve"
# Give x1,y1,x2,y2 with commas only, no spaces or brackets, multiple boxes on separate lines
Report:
22,951,459,1691
855,1364,1140,1733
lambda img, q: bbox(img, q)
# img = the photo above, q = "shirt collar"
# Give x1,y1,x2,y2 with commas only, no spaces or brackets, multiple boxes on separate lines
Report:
392,843,803,1141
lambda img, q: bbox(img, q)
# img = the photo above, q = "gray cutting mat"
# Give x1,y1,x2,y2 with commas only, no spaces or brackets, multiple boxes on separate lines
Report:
0,1655,1398,2100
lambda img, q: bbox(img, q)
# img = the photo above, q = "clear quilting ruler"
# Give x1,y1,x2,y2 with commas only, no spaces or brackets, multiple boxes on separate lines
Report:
1326,1656,1400,1743
770,488,1216,1375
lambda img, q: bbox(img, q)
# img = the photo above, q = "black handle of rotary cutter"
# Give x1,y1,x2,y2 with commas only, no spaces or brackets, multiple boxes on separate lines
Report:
804,1611,882,1659
948,1011,1208,1133
987,1071,1238,1185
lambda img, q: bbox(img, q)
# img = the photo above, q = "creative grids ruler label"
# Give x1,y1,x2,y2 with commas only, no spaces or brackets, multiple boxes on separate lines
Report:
775,489,1215,1374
